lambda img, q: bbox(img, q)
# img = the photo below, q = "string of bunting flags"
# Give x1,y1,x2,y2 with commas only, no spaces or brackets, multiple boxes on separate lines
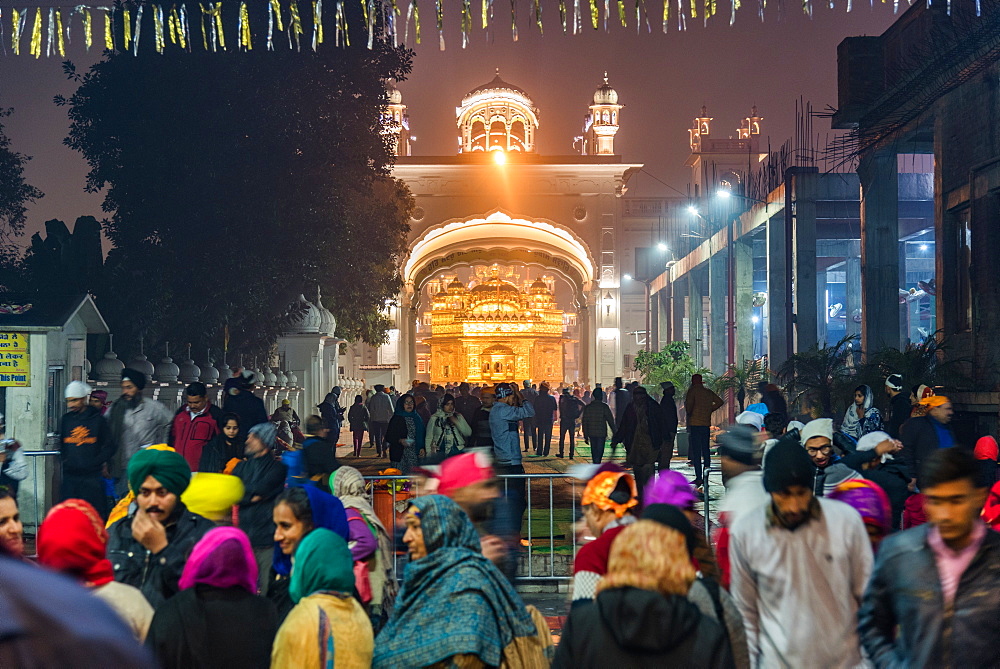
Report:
0,0,946,55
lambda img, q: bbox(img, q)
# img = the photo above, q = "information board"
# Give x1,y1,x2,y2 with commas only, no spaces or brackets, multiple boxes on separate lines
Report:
0,333,30,387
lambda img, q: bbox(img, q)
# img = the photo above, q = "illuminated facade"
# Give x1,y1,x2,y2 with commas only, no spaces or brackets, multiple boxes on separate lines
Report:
424,267,566,384
456,70,539,153
342,72,660,389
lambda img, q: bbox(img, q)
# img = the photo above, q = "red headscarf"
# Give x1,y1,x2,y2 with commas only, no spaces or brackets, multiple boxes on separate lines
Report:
983,481,1000,530
975,437,999,462
37,499,114,587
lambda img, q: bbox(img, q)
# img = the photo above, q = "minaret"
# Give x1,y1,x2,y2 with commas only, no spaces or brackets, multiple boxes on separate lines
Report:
689,105,713,152
583,72,622,156
738,105,763,139
383,81,410,157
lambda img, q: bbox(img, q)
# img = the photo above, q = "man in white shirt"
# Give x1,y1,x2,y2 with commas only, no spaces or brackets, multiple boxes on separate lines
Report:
730,438,873,668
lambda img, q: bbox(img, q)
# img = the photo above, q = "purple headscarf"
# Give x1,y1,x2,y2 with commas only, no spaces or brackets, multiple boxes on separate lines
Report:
828,479,892,537
179,527,258,594
643,470,699,510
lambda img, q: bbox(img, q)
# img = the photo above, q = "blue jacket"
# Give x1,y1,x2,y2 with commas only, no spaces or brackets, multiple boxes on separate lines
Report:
489,401,534,465
859,523,1000,668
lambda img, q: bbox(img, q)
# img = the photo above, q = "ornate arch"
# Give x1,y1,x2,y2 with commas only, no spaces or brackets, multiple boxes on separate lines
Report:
404,209,596,302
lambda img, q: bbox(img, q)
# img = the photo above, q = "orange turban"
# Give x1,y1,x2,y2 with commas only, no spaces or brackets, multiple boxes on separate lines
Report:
920,395,950,408
582,471,638,518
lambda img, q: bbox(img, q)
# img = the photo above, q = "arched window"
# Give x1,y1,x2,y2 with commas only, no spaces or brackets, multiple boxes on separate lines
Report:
602,111,610,123
470,120,487,151
510,120,526,151
489,121,507,150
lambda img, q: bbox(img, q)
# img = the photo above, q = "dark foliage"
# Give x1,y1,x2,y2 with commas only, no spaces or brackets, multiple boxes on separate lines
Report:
56,34,413,359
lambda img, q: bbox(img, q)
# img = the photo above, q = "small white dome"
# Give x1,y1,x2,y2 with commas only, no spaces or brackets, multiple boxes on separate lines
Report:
128,354,156,378
94,351,125,382
154,356,180,384
316,290,337,337
593,73,619,105
286,295,322,335
178,358,202,384
387,82,403,105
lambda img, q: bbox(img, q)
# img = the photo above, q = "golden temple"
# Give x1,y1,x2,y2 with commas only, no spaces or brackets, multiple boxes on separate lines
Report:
425,266,567,385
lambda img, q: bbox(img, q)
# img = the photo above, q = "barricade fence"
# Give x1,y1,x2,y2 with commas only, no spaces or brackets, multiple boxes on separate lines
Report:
362,473,581,583
13,457,714,584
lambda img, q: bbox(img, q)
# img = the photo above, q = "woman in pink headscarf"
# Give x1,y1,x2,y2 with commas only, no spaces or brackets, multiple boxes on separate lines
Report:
145,527,279,668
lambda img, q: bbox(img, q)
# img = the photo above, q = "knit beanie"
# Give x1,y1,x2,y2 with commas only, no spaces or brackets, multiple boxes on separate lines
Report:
763,439,816,493
718,425,760,466
799,418,833,446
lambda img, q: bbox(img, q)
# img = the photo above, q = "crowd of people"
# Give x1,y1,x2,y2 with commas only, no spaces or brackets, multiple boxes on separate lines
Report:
1,367,999,667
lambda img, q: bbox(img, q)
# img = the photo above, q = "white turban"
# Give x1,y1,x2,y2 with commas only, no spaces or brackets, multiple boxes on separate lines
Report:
858,430,894,463
736,410,765,430
64,381,93,399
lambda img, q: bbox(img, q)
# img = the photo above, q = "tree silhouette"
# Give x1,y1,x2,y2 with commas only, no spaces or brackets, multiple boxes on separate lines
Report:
57,35,413,359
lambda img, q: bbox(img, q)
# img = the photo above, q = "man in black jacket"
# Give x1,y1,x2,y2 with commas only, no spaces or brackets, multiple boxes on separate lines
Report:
860,447,1000,668
659,382,679,470
301,415,339,489
107,448,214,609
557,389,585,458
611,386,668,499
59,381,117,518
883,374,912,439
233,422,287,596
901,396,957,490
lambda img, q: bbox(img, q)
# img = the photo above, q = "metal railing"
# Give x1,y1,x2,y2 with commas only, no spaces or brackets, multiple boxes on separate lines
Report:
363,473,581,583
359,470,719,584
19,450,60,536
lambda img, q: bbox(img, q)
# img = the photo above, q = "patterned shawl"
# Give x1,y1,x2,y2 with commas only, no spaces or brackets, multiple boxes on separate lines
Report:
372,495,536,668
329,466,398,614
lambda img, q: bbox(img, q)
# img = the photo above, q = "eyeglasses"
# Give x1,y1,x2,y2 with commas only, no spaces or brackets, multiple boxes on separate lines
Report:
805,444,833,455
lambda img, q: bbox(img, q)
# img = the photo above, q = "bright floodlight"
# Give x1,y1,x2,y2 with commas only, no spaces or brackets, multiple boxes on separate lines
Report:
493,150,506,165
920,244,929,251
716,189,732,199
623,273,633,281
657,242,668,251
687,205,698,216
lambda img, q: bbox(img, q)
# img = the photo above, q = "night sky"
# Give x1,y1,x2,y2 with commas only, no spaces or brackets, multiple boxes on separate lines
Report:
0,3,898,246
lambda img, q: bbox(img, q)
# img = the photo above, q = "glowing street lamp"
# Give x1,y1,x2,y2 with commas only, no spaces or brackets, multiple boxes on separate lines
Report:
493,150,507,165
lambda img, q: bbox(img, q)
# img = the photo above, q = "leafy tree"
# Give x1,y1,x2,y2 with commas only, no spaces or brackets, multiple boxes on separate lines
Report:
0,106,44,293
776,334,860,418
57,34,413,359
633,342,712,398
712,359,769,413
0,107,44,244
854,332,973,410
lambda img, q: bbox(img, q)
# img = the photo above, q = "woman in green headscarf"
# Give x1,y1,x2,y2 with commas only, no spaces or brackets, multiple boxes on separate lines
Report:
374,495,552,668
329,466,398,630
270,528,374,669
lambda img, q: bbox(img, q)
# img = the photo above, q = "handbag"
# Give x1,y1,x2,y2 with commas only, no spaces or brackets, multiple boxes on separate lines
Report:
354,560,373,604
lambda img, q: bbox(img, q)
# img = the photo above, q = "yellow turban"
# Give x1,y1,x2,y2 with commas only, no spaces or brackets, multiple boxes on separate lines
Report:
183,473,246,522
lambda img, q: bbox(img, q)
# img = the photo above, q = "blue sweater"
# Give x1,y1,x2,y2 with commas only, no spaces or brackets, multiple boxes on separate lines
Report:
489,402,535,465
